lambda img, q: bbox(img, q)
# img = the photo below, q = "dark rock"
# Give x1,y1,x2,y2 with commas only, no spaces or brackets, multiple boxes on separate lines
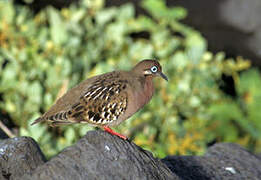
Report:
256,153,261,160
162,143,261,180
0,136,46,180
2,132,261,180
24,130,177,180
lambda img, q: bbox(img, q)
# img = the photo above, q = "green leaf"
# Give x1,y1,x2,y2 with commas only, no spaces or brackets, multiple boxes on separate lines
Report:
171,51,188,71
142,0,167,19
142,0,187,20
208,102,260,138
0,62,18,91
132,16,156,30
20,127,30,137
237,68,261,96
30,124,47,141
0,1,15,24
48,7,67,45
27,81,42,105
117,4,134,20
185,32,206,64
71,9,85,23
96,8,117,25
65,127,75,143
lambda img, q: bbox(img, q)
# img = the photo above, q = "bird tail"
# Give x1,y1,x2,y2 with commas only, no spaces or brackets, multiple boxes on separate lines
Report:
31,117,45,126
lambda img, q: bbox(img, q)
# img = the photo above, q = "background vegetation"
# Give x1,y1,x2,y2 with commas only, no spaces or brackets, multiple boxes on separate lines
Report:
0,0,260,158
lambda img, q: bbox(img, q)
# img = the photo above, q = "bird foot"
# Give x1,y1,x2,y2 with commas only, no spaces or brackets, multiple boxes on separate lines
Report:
103,126,128,140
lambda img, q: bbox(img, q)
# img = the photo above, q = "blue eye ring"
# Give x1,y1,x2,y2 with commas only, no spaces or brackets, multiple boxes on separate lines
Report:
150,66,158,73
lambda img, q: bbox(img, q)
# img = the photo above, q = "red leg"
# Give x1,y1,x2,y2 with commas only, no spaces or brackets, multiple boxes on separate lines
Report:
103,126,127,140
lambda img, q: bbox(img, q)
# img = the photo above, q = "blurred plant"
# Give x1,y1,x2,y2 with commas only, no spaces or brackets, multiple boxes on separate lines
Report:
0,0,260,158
207,68,261,151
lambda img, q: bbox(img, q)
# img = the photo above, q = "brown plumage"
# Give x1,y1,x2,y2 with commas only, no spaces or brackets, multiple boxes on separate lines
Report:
31,59,168,139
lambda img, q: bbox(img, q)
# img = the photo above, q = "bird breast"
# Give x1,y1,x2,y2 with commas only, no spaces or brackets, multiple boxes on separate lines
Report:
109,76,154,126
140,76,155,106
128,76,154,114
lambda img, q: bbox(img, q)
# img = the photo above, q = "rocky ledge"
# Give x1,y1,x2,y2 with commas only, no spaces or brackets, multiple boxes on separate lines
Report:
0,130,261,180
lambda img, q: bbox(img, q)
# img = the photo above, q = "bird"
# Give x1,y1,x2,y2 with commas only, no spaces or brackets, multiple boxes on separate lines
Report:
31,59,168,140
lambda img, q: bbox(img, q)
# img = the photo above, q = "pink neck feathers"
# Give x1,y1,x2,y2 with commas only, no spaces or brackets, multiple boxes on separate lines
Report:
141,76,154,106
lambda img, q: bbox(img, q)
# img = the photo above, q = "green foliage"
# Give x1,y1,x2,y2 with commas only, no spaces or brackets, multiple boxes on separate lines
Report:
208,69,261,149
0,0,260,158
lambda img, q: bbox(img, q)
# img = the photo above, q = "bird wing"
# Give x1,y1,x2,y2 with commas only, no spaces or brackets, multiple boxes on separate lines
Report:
31,71,129,127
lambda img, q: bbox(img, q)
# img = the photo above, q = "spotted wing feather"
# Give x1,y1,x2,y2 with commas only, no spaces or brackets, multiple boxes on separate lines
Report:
37,72,129,127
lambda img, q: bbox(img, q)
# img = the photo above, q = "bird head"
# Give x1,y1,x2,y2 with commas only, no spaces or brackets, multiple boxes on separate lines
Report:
132,59,168,81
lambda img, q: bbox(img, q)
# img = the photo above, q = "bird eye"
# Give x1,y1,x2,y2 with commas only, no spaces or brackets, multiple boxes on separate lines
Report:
150,66,158,73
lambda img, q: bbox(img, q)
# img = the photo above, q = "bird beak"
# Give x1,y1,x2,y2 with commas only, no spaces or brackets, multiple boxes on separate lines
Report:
159,72,168,81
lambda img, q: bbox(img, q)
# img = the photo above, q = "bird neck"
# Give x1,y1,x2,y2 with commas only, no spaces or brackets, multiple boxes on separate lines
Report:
142,76,154,105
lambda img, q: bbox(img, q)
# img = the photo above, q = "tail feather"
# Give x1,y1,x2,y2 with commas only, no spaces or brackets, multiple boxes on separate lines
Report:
31,111,79,126
50,121,75,127
31,117,45,126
